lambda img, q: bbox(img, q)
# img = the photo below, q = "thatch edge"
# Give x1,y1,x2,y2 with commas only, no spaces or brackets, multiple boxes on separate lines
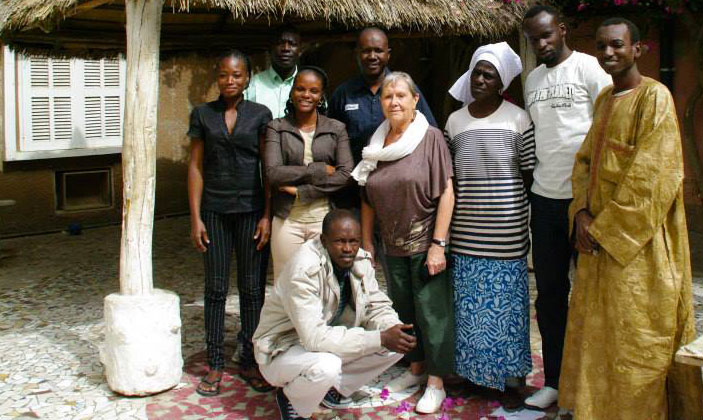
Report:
1,0,529,38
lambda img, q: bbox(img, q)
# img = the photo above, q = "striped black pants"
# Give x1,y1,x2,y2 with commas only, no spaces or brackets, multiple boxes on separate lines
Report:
202,210,269,370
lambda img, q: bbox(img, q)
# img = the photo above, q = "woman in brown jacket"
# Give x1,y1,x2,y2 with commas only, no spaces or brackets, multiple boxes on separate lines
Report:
265,66,353,279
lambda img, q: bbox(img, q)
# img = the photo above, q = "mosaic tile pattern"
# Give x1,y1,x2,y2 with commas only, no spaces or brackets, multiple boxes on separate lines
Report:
0,216,699,419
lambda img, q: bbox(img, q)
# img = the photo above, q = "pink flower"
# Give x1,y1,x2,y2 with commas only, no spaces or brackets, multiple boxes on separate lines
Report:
488,400,501,408
577,2,588,11
437,413,450,420
455,397,466,406
441,397,455,411
394,401,412,414
380,388,390,401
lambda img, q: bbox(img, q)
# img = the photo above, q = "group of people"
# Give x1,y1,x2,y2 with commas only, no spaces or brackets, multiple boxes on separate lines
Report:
187,5,703,419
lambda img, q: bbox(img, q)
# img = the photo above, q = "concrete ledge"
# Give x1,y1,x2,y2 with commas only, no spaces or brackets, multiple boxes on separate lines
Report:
676,335,703,366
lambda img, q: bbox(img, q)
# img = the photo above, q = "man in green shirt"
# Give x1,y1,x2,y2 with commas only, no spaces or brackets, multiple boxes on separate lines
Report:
245,26,301,118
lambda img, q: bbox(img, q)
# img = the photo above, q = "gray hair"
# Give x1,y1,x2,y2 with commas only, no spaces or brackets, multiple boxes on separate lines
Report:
381,71,418,97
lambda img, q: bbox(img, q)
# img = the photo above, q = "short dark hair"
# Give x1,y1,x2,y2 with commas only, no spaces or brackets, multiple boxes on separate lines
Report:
356,26,389,48
215,49,252,80
273,24,300,42
523,5,561,23
600,17,641,43
322,209,359,236
285,65,330,116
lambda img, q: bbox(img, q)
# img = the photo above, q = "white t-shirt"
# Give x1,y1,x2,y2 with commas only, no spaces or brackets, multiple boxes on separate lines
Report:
524,51,611,199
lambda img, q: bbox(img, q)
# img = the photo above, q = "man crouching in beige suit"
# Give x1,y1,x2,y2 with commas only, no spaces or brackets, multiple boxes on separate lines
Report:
253,209,416,420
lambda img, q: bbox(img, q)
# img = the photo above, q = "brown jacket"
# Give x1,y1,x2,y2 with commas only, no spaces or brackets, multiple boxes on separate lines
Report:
265,114,353,219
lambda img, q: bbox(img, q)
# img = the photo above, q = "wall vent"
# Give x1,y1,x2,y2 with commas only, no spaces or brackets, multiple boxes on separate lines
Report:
55,168,112,212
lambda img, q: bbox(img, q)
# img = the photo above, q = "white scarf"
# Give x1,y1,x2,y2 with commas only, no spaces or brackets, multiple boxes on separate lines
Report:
351,111,429,186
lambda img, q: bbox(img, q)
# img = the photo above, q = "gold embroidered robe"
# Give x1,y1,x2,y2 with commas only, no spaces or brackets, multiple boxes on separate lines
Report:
559,77,703,419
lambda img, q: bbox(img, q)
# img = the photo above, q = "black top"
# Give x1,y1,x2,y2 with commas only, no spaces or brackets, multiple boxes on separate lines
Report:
188,97,272,214
328,69,438,165
329,264,353,326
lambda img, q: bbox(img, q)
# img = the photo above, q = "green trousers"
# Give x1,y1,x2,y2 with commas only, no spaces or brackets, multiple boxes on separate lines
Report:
385,252,455,376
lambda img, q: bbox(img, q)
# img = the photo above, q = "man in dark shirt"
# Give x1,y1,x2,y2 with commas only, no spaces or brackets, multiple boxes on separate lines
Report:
329,27,437,168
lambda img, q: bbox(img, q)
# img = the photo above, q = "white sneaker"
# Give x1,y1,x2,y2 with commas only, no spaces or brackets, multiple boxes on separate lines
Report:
415,385,446,414
385,370,427,392
524,386,558,409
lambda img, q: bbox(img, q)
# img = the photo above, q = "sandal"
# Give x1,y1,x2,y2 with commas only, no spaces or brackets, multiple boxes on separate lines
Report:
197,371,222,396
240,366,274,393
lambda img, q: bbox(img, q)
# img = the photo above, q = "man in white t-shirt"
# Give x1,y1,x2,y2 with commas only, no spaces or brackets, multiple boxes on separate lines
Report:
521,5,611,410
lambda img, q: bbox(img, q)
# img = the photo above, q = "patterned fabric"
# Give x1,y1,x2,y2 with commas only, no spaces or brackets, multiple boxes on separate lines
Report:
452,254,531,391
560,77,703,419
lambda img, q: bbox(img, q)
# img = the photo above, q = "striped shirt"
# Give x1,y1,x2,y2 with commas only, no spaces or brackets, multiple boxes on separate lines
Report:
444,101,535,259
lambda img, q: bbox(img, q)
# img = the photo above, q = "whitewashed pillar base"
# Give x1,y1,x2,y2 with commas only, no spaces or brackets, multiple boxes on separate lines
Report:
101,289,183,396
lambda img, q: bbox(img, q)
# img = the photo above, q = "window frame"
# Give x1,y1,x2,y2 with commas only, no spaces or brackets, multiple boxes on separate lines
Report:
3,46,125,161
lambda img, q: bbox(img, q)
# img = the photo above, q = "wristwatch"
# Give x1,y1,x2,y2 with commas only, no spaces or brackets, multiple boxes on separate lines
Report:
432,238,446,247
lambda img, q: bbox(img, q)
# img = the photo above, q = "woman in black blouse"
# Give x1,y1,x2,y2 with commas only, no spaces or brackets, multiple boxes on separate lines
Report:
187,50,273,396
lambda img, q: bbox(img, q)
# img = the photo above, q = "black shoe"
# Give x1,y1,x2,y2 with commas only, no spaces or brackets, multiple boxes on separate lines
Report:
275,388,310,420
320,387,350,409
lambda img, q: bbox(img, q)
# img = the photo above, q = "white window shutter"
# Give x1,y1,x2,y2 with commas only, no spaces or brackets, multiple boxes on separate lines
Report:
19,57,75,151
29,97,50,142
16,53,125,153
81,58,124,147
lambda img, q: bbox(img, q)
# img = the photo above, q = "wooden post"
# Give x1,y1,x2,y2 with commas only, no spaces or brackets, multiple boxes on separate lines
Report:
102,0,182,396
119,0,164,295
519,33,536,90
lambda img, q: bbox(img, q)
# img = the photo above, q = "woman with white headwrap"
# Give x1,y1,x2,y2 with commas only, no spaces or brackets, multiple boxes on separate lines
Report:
445,42,536,408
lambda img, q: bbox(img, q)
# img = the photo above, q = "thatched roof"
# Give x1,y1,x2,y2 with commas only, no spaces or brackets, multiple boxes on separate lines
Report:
0,0,527,38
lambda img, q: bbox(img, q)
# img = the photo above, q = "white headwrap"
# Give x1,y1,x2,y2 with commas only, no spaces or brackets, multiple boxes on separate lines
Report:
448,42,523,106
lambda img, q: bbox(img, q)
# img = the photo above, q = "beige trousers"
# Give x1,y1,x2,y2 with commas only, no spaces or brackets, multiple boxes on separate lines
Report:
271,216,323,281
260,344,402,418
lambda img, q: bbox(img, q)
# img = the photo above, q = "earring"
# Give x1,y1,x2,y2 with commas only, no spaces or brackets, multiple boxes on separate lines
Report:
317,101,323,109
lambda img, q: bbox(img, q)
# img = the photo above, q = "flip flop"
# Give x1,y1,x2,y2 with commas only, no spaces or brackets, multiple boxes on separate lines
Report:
240,368,274,393
196,375,222,396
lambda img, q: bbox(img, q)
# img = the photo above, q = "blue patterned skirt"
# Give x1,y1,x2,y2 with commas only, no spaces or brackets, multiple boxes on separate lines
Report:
451,254,532,390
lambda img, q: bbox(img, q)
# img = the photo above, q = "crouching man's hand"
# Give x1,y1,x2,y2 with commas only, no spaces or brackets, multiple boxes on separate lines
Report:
380,324,417,354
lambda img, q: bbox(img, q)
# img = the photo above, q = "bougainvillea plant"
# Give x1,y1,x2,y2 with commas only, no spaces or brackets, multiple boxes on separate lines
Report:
560,0,703,15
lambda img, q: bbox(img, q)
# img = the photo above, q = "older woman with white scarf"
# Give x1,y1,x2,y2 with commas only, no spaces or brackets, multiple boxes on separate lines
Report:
353,72,454,415
445,42,536,409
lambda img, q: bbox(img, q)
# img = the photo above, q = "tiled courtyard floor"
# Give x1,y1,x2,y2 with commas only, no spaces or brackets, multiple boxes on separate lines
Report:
0,216,701,419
